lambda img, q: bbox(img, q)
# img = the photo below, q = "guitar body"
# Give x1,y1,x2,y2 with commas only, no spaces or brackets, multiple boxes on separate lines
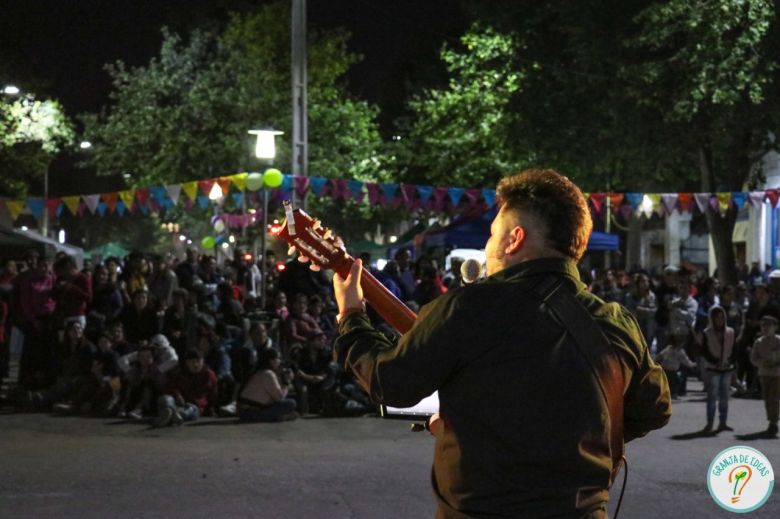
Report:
273,202,417,334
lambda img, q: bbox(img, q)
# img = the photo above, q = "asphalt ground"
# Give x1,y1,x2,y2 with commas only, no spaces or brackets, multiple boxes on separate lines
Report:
0,381,778,518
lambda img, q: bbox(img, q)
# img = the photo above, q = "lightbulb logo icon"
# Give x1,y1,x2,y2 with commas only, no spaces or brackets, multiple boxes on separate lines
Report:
727,465,751,504
708,446,774,513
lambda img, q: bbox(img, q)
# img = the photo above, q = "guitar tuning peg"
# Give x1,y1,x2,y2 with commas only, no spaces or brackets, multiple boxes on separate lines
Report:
287,246,296,256
309,264,321,272
297,255,310,263
323,229,333,240
313,219,322,230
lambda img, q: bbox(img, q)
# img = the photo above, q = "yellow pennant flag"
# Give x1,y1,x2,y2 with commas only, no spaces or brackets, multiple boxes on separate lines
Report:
119,190,135,211
62,196,81,215
231,172,248,192
6,200,24,220
182,181,198,202
645,193,662,218
716,192,732,215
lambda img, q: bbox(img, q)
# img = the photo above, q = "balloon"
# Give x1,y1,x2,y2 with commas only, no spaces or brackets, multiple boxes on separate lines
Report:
213,219,226,233
246,172,264,191
201,236,216,249
263,168,283,188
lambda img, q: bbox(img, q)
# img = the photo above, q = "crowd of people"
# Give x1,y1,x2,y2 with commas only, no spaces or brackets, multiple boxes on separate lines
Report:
0,245,778,435
0,247,384,425
587,262,780,436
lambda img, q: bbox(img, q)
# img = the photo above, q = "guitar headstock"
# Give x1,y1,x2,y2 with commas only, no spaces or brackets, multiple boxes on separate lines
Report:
272,201,353,277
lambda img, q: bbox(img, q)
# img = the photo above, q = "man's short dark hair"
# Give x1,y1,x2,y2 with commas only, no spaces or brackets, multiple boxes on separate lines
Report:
496,169,592,261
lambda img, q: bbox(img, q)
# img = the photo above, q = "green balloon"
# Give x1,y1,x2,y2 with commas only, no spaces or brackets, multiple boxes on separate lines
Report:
245,172,264,192
201,236,216,249
263,168,283,188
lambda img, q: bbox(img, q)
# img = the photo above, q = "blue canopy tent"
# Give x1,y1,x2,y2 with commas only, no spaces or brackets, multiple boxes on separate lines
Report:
587,231,620,251
423,208,620,252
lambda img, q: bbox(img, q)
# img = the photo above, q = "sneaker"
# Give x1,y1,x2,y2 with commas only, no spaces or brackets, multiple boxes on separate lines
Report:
52,402,74,413
153,407,174,427
277,411,300,422
768,423,779,437
702,423,714,433
127,408,144,421
170,410,184,426
717,423,734,432
217,402,237,417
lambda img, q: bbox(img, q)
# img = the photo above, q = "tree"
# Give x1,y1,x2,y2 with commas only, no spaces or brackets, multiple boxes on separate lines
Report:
0,93,74,197
81,1,393,244
622,0,779,284
443,0,780,283
394,27,526,188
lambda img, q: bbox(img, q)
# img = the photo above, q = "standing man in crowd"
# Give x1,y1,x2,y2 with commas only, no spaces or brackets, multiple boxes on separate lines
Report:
331,169,672,518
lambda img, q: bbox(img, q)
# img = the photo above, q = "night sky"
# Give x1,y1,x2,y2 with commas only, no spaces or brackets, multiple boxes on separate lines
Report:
0,0,470,123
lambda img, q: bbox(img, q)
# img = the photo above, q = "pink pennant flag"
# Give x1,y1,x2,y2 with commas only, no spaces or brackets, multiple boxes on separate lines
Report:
294,176,310,199
330,179,348,200
45,198,61,218
401,184,417,210
465,188,481,208
619,204,633,220
432,187,449,211
589,193,606,215
366,183,381,205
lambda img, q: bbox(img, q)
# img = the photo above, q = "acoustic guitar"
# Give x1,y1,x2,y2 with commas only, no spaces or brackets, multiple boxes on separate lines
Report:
272,201,418,334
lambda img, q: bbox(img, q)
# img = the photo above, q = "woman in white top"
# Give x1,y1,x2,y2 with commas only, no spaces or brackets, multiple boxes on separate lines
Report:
237,348,298,422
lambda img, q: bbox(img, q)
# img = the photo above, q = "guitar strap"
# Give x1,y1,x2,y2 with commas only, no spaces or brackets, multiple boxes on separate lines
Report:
531,275,625,486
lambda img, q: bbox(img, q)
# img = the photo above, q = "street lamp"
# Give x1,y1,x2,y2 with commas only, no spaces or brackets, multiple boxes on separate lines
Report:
248,129,283,308
3,85,20,95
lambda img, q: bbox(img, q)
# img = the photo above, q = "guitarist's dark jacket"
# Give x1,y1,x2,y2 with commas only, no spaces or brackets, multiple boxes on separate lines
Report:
334,257,672,518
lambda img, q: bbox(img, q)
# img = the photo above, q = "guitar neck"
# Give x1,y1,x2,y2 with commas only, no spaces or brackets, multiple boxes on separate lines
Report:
358,268,417,334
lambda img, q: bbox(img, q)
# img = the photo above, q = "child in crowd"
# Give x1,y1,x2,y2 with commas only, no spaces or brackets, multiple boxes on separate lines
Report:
697,305,735,433
750,315,780,437
656,333,697,399
238,348,298,422
119,345,167,420
154,348,217,427
55,332,121,414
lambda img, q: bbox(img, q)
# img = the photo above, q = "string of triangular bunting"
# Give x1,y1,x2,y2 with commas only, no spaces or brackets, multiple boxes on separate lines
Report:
0,171,777,227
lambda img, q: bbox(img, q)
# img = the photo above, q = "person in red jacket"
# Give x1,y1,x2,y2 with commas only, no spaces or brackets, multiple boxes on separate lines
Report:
154,348,217,427
52,255,92,329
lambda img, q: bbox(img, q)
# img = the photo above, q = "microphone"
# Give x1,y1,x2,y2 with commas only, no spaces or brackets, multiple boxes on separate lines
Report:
460,258,484,284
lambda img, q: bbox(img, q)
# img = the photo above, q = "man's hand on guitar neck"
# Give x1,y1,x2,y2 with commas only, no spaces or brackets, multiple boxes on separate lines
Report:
333,258,366,322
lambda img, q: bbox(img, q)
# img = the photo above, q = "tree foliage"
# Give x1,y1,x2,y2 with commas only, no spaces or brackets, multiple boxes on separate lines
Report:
0,94,74,197
394,27,525,188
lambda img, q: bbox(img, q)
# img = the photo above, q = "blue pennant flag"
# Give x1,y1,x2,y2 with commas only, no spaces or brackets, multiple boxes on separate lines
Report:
26,198,44,220
731,192,747,210
311,176,328,196
281,174,293,193
417,185,433,203
138,203,150,215
56,204,64,218
150,186,168,203
197,195,210,209
382,183,398,200
96,201,108,217
482,188,497,207
448,187,465,206
116,200,126,216
231,192,245,207
348,179,364,199
163,198,174,210
625,192,644,210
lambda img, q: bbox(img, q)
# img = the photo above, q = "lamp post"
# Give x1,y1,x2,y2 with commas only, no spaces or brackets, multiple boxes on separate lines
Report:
248,129,283,308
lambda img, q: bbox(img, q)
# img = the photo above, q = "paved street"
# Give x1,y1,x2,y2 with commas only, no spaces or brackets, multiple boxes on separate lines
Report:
0,381,778,518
